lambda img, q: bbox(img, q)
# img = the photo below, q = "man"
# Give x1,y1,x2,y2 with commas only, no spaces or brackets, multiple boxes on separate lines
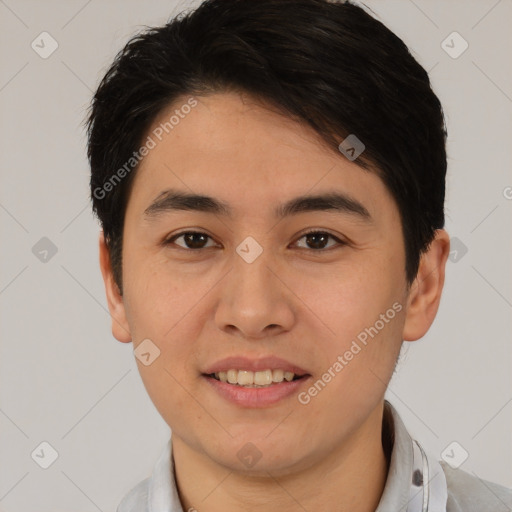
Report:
87,0,512,510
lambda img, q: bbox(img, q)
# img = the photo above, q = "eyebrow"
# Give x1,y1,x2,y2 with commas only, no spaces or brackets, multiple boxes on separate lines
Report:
143,188,372,223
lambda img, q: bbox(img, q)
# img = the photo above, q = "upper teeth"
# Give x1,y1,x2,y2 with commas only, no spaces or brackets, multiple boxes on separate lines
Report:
214,369,296,386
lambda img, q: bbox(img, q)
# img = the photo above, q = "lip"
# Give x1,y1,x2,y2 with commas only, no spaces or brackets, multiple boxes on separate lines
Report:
202,355,309,375
203,373,311,408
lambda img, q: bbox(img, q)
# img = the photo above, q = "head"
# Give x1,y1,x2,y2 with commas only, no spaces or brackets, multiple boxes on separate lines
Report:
88,0,450,475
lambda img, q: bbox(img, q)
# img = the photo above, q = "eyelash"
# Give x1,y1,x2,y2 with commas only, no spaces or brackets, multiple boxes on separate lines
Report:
163,229,347,252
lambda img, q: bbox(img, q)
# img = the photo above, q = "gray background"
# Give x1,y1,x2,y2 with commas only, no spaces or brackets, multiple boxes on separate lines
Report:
0,0,511,510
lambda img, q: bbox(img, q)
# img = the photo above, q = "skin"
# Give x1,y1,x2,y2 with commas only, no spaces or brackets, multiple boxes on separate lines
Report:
99,91,450,512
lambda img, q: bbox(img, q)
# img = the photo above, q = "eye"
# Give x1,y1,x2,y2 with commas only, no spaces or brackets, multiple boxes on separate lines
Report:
165,231,218,250
293,230,346,251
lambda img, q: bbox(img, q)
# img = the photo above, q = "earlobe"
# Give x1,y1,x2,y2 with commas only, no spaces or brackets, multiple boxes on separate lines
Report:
98,231,132,343
402,229,451,342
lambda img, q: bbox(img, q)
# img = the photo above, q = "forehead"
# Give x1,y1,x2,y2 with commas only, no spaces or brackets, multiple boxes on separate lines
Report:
126,91,397,225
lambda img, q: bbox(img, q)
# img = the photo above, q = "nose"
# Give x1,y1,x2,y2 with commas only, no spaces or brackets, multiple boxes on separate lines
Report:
214,245,296,340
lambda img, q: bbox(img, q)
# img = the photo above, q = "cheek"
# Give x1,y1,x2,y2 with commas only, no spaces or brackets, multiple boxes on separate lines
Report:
123,252,198,338
297,265,392,337
304,267,404,379
135,356,196,431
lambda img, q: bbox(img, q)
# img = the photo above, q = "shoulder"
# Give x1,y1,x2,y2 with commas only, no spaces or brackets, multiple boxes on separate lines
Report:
116,477,150,512
441,461,512,512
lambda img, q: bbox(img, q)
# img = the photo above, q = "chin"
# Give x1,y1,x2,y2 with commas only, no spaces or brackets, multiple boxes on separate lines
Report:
206,438,309,477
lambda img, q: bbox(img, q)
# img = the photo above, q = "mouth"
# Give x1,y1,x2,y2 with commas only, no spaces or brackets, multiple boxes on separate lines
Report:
201,356,311,406
202,369,311,408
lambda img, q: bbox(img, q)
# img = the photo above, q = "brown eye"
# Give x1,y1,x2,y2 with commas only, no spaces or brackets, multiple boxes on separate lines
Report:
166,231,217,250
294,231,345,250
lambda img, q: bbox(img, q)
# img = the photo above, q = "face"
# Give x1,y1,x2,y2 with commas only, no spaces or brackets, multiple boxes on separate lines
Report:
100,91,447,475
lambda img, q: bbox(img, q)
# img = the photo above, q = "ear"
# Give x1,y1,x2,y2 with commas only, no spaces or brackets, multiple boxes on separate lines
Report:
402,229,451,342
98,231,132,343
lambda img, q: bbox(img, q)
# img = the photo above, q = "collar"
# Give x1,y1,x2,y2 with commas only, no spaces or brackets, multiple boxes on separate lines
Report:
140,400,448,511
376,400,448,511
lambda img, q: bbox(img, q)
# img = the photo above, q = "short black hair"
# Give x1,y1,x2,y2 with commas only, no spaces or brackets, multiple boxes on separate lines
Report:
87,0,447,295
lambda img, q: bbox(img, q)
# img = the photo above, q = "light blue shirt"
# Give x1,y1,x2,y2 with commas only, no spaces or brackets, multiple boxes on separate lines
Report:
117,400,512,511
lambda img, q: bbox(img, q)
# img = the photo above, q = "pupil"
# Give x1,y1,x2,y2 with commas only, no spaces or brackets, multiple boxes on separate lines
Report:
185,233,207,249
307,233,328,249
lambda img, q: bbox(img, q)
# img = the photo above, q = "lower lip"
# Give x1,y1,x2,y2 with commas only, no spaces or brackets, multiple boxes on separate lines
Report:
203,375,310,408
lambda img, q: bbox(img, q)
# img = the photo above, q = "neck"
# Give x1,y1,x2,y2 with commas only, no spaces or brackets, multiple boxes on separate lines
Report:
172,401,389,512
